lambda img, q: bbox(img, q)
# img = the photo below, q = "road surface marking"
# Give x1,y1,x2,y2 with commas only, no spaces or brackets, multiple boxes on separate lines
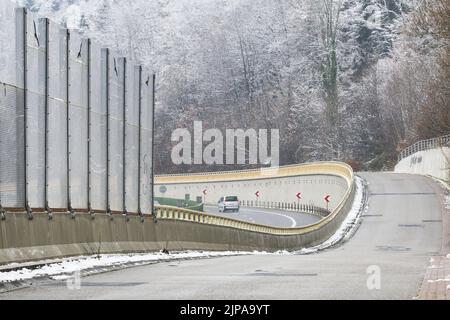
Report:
242,209,297,228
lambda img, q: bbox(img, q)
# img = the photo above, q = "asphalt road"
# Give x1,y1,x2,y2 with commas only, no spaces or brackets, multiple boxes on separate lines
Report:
203,205,321,228
1,173,445,299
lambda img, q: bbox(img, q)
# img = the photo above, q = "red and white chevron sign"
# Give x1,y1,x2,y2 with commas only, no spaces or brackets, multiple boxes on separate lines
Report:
255,191,260,198
296,192,302,199
324,195,331,203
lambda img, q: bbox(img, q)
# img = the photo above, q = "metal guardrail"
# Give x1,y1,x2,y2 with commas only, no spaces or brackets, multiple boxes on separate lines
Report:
398,134,450,162
154,162,354,235
240,201,331,218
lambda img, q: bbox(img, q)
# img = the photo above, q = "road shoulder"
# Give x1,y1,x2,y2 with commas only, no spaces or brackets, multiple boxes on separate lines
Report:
416,177,450,300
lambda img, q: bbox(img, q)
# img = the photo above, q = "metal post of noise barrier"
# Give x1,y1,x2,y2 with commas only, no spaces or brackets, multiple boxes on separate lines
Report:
22,8,33,220
151,74,157,223
137,66,144,223
87,38,94,219
105,48,112,219
43,17,51,220
122,58,128,222
66,28,75,219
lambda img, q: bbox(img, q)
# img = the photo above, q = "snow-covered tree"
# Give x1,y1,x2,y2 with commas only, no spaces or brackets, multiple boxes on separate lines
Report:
22,0,447,173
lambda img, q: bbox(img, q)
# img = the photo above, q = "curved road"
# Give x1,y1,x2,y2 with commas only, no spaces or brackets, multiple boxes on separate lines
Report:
1,173,446,299
203,205,321,228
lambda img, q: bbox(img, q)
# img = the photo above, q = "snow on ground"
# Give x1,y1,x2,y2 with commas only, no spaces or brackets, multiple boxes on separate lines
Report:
0,251,256,283
427,276,450,283
295,175,366,254
0,250,296,283
429,176,450,210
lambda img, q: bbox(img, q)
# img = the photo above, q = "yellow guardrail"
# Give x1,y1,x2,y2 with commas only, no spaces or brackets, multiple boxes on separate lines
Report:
155,161,353,185
154,162,354,236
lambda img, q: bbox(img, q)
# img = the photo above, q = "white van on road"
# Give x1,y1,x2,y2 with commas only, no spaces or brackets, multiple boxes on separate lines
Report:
218,196,240,213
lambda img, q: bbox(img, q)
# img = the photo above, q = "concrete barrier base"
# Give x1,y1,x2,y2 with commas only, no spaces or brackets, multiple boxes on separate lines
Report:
0,186,355,265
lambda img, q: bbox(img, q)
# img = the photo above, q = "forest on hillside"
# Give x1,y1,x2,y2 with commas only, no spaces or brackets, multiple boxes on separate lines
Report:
23,0,450,173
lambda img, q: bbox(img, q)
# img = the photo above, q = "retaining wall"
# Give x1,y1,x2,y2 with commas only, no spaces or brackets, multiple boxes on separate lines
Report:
395,147,450,182
0,162,355,265
0,185,354,265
